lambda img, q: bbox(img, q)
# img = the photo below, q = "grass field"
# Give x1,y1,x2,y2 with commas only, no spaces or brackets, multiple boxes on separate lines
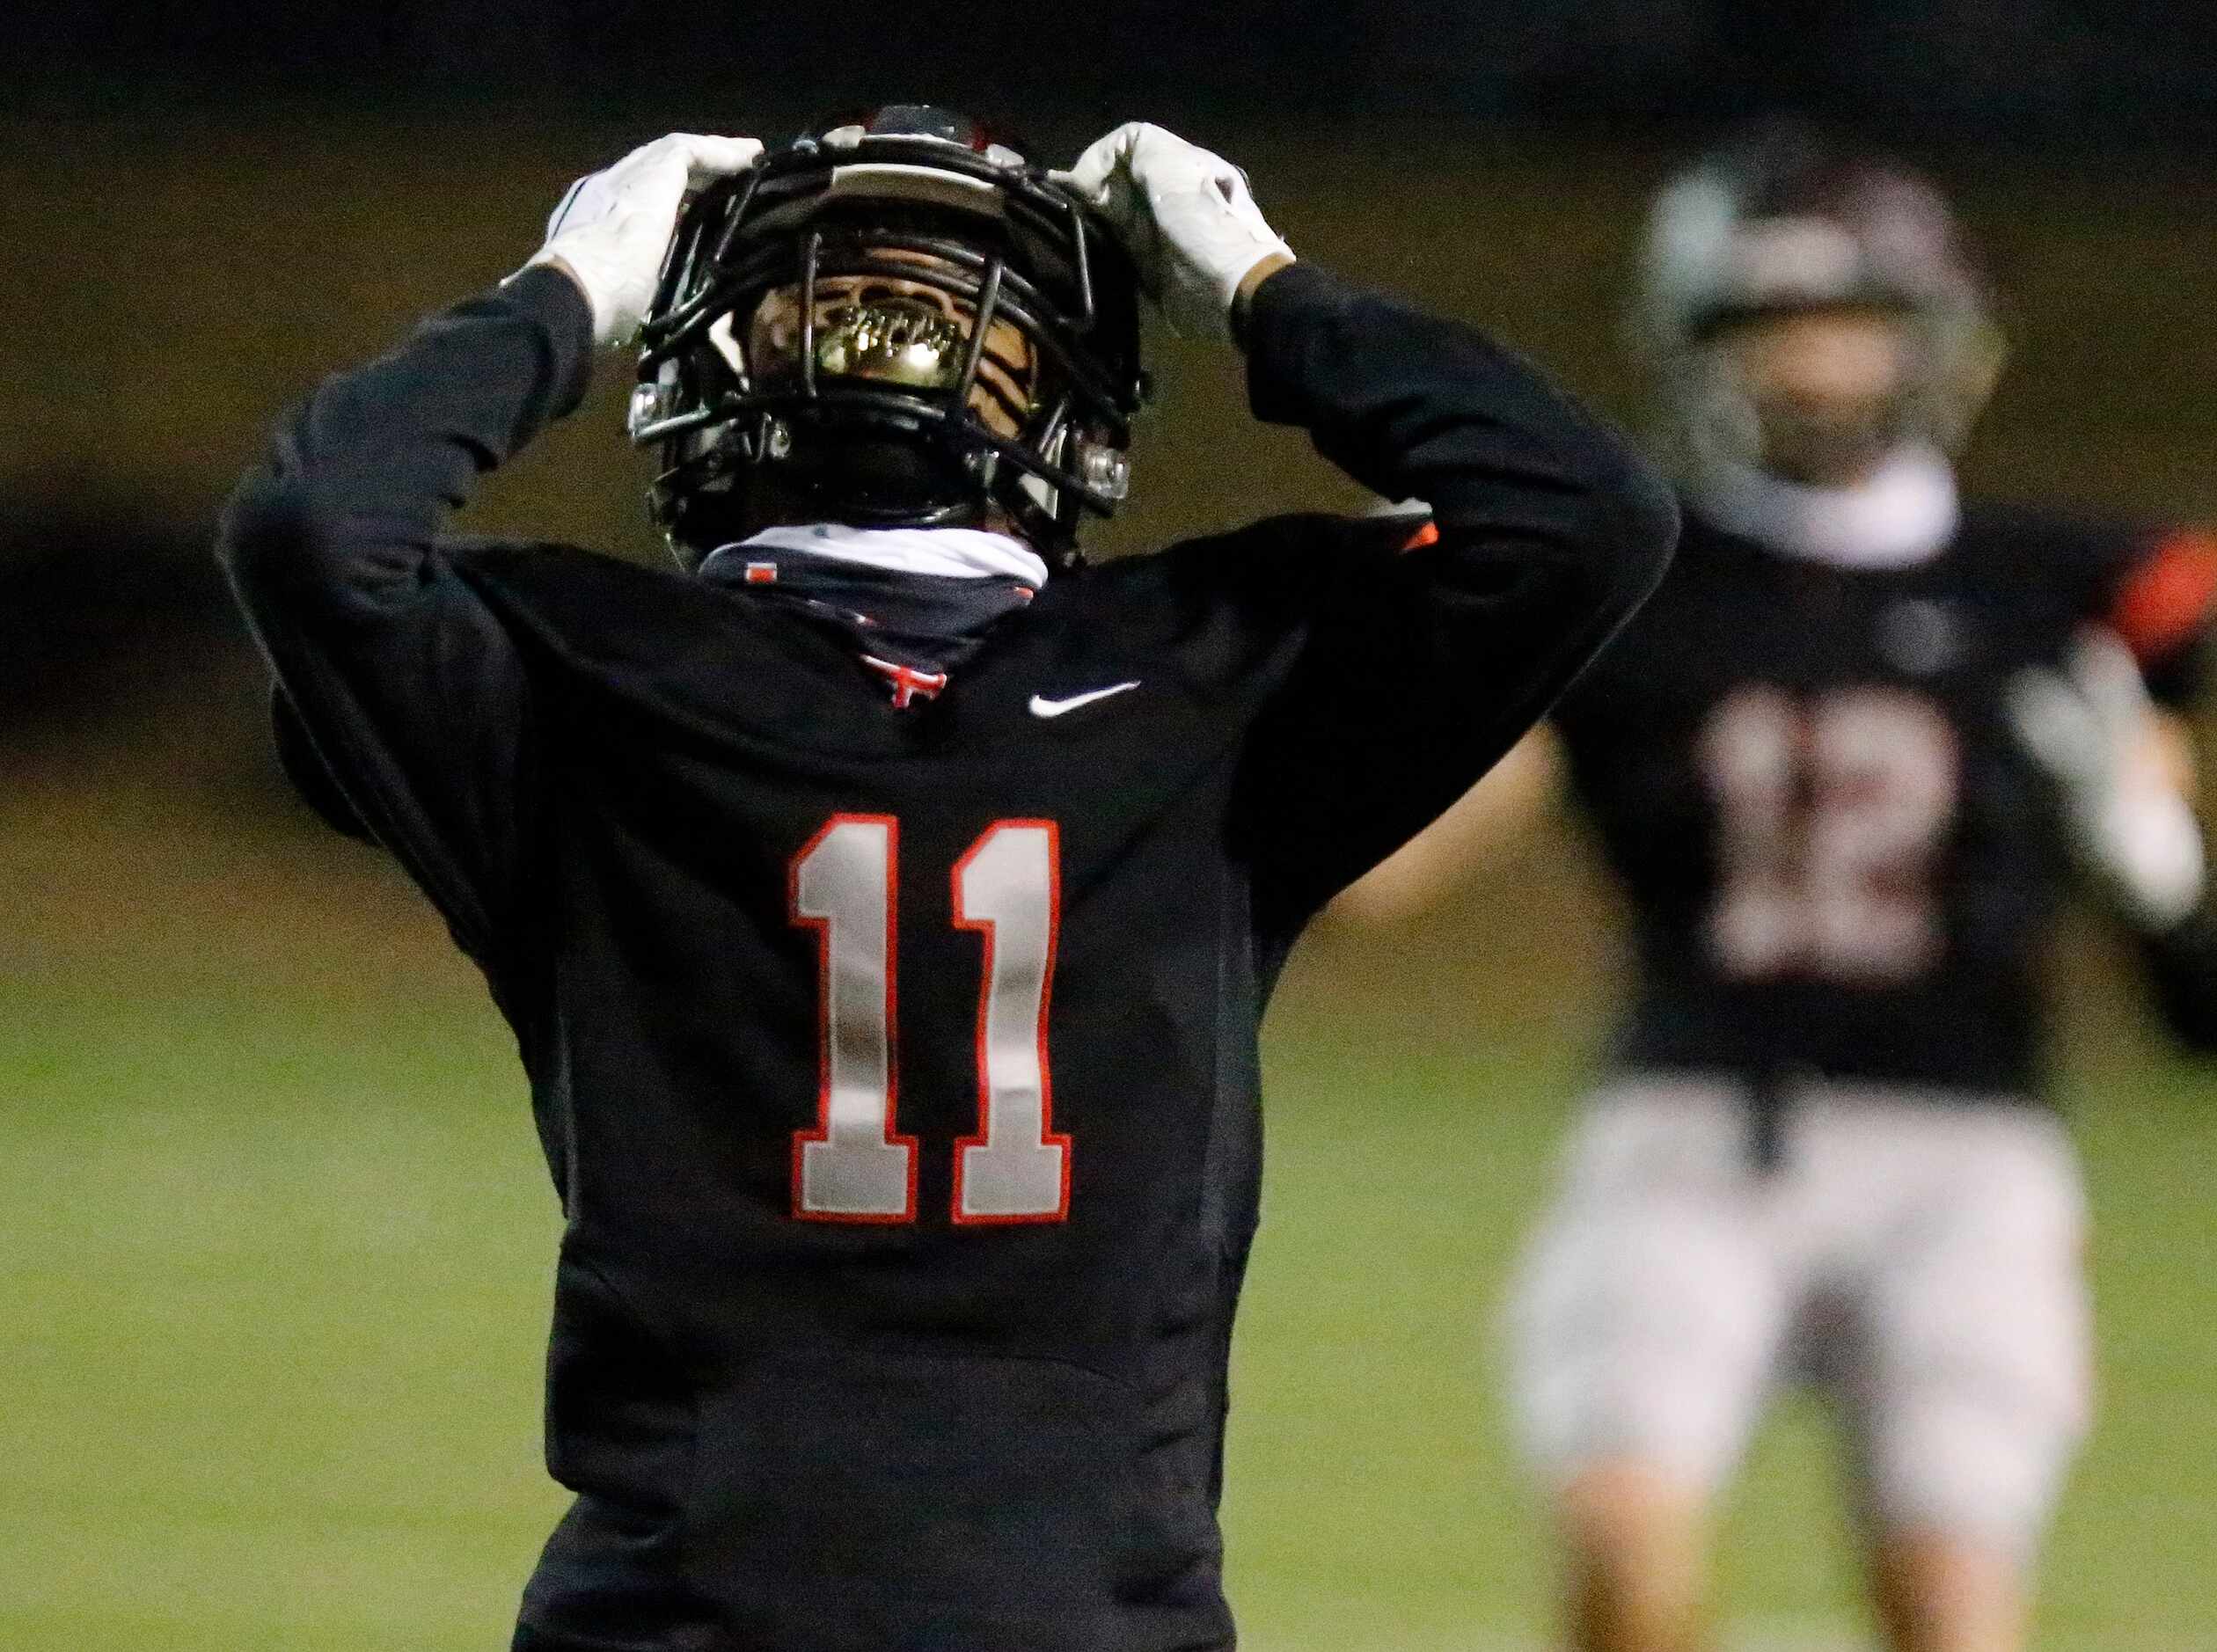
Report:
4,825,2214,1652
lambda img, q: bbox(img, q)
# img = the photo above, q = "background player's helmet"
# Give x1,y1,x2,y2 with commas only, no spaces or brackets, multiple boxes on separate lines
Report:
1632,121,2003,481
630,105,1147,570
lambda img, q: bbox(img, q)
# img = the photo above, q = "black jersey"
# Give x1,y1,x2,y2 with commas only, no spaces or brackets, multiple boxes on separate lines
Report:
1554,500,2217,1102
217,262,1674,1652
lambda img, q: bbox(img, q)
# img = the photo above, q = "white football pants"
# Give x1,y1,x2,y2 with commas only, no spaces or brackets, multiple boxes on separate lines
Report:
1506,1074,2093,1556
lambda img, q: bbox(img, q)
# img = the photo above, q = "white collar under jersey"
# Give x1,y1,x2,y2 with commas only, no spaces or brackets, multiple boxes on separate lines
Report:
1688,444,1961,572
730,522,1050,587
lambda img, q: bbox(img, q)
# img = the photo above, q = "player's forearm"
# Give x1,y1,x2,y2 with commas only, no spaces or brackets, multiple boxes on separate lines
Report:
216,266,594,615
2140,898,2217,1053
1240,262,1679,617
210,274,574,956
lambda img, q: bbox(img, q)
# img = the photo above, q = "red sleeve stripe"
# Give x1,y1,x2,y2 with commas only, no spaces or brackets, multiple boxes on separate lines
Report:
1400,520,1440,552
2110,530,2217,662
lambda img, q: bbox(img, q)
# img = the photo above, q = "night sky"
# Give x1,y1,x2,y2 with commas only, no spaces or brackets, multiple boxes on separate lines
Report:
24,0,2217,149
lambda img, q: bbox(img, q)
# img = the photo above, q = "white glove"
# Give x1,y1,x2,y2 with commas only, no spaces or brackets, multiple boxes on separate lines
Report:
1056,122,1292,343
520,132,763,348
2008,627,2206,932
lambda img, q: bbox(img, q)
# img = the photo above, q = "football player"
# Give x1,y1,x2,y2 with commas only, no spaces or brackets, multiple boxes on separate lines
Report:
1340,123,2217,1652
216,107,1677,1651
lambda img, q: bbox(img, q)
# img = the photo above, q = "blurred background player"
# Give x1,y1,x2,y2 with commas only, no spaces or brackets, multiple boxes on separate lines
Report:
1338,122,2217,1651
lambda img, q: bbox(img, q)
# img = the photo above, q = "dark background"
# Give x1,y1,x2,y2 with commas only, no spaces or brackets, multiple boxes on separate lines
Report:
21,1,2217,140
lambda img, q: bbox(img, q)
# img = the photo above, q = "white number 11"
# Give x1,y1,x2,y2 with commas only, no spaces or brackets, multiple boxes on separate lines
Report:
790,816,1068,1224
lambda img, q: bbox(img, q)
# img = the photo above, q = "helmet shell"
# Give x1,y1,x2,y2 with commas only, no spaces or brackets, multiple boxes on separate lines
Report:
631,106,1146,569
1633,122,2004,479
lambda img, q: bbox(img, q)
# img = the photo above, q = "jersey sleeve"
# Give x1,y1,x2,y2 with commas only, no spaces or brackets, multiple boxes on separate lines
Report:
1226,263,1679,928
2089,524,2217,705
2136,898,2217,1054
215,266,596,960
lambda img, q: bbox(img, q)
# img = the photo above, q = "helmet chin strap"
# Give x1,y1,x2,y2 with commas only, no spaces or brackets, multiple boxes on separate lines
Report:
772,407,984,518
659,423,1035,568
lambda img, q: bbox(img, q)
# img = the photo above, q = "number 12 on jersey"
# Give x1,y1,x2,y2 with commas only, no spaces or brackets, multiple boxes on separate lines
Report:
790,815,1070,1224
1702,687,1958,985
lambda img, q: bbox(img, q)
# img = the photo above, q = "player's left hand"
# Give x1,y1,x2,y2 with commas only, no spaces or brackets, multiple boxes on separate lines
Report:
1057,122,1293,344
2008,627,2206,932
521,131,764,348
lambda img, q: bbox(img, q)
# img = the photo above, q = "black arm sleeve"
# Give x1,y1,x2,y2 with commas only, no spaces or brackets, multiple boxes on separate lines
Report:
2139,898,2217,1054
215,266,596,959
1231,263,1678,926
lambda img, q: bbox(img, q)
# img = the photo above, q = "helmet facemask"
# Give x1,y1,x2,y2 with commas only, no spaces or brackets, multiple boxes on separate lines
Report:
629,116,1145,572
1679,303,1929,487
732,241,1055,521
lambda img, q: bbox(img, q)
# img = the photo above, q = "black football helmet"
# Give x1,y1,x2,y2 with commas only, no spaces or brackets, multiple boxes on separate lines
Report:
628,106,1147,570
1632,121,2003,479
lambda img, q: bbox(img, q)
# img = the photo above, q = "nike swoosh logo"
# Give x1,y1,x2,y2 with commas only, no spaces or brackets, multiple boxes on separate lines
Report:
1028,681,1140,718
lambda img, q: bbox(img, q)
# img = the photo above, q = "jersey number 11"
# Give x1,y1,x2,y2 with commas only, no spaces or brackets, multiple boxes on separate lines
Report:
789,815,1069,1225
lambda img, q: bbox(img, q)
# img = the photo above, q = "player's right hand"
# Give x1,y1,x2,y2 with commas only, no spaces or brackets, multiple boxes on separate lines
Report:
1056,123,1293,344
2008,627,2206,932
521,132,763,348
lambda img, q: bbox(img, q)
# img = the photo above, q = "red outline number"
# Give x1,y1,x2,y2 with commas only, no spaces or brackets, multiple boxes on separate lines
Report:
790,815,918,1221
787,816,1067,1224
952,822,1071,1224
